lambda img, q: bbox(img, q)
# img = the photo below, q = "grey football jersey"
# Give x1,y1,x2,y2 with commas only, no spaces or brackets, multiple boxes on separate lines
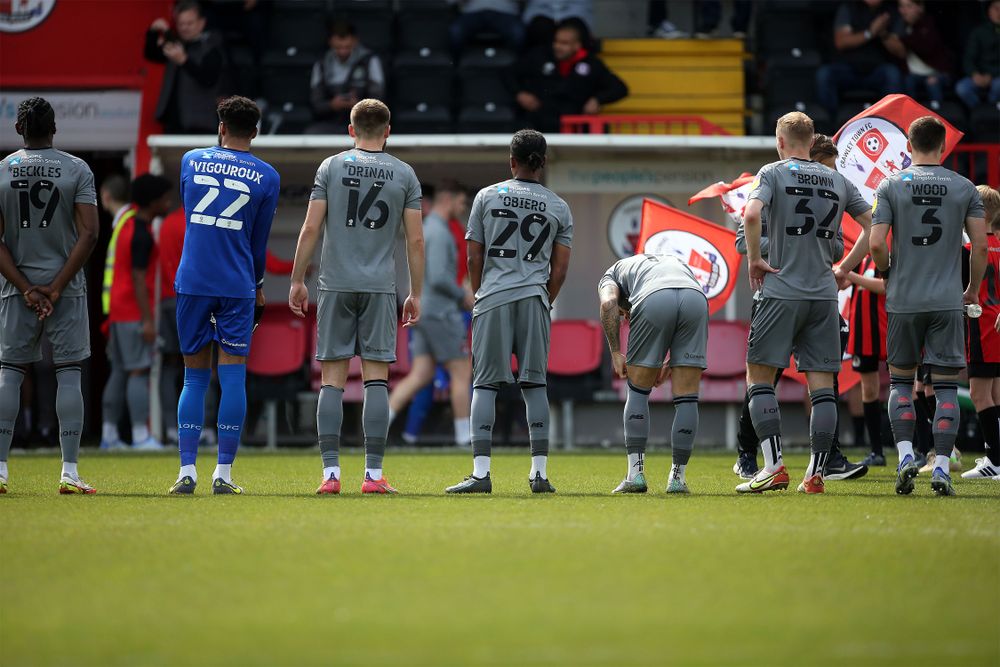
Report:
872,165,985,314
0,149,96,299
466,178,573,315
422,212,465,317
599,253,705,310
736,208,844,261
311,148,421,294
748,158,869,301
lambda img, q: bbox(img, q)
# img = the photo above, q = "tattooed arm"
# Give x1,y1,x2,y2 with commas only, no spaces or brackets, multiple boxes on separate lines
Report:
599,280,626,379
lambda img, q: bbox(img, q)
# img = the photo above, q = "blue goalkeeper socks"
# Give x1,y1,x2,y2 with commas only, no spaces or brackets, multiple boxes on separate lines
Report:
216,364,247,467
177,368,210,468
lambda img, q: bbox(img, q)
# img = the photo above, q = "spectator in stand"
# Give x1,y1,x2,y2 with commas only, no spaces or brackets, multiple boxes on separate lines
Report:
523,0,594,49
449,1,525,58
306,19,386,135
513,19,628,133
955,0,1000,110
101,175,171,452
158,207,187,445
816,0,905,118
144,1,228,134
694,1,753,39
887,0,954,108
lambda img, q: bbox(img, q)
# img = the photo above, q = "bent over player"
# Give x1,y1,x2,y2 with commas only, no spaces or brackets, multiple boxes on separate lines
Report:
290,99,424,495
870,116,987,496
170,96,280,495
446,129,572,494
598,253,709,494
739,112,872,495
0,97,99,493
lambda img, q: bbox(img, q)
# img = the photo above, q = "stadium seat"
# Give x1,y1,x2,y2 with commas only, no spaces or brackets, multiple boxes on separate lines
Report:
458,46,516,71
332,0,394,56
755,10,818,56
395,1,453,64
547,320,607,448
929,101,968,134
970,105,1000,143
247,306,310,448
263,1,329,66
228,44,258,98
260,64,314,134
764,56,820,108
391,64,455,133
704,321,749,378
834,103,869,132
766,104,832,134
456,69,514,131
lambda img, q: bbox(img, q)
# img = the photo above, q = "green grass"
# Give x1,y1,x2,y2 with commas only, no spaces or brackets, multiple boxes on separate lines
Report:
1,450,998,667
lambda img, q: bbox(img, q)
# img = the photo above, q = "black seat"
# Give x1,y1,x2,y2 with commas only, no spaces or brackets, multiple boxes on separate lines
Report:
458,69,511,108
459,45,516,70
396,1,453,58
764,55,820,108
766,103,833,135
332,0,394,56
260,64,314,133
264,2,328,65
970,105,1000,143
456,105,515,133
755,10,818,56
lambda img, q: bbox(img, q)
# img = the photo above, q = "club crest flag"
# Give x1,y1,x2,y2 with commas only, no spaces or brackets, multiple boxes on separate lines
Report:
636,198,742,315
833,94,963,205
689,173,756,226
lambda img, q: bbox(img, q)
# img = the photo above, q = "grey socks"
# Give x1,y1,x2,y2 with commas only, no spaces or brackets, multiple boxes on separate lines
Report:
521,385,549,457
0,366,25,462
889,374,916,445
55,366,84,464
624,381,651,456
101,365,125,426
931,381,960,457
748,383,781,440
470,386,497,459
362,380,389,471
809,388,837,454
671,393,699,466
126,373,150,435
317,385,344,468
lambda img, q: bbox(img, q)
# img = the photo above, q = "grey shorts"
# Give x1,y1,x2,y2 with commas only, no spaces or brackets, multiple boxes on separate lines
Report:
472,296,549,387
887,311,965,369
627,288,708,369
158,297,181,355
0,295,90,365
747,298,841,372
108,321,153,371
316,290,397,362
411,311,468,363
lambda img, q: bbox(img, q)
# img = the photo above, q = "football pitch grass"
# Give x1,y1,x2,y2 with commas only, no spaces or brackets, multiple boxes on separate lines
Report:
2,450,998,667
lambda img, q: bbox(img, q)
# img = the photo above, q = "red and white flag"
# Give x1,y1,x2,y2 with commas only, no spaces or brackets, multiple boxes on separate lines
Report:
833,94,963,204
636,198,742,316
689,173,756,226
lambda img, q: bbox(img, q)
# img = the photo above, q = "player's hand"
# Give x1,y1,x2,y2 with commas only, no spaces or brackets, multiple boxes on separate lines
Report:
611,351,627,379
163,41,187,65
654,364,671,388
289,282,309,318
834,267,852,291
962,287,979,307
253,288,265,332
461,287,475,312
516,92,541,112
140,318,156,344
748,258,778,291
151,18,170,32
582,97,601,114
402,294,420,327
23,287,53,320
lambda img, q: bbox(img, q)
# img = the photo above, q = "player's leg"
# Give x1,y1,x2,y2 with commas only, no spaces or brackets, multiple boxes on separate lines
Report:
100,327,128,450
800,371,836,493
515,297,554,492
0,295,47,492
446,304,513,493
823,316,868,482
443,356,472,447
357,293,398,493
665,290,708,494
170,295,216,493
734,298,763,478
208,296,257,494
314,291,358,493
964,371,1000,478
738,298,795,493
112,321,159,450
885,312,928,494
388,353,436,424
45,295,94,493
158,297,182,444
858,362,887,466
924,311,967,495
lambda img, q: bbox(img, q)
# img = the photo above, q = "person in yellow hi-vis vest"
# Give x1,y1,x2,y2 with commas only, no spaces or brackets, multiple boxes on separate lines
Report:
98,175,135,450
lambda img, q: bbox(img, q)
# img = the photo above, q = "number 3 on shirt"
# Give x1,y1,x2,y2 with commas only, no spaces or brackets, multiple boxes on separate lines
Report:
191,175,250,230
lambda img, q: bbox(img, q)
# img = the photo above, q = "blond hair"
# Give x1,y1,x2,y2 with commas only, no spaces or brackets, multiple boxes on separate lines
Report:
350,98,390,139
776,111,815,147
977,184,1000,231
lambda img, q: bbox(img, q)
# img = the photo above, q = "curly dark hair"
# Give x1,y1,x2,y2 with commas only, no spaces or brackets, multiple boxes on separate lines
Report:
217,96,260,138
810,133,838,162
511,129,546,171
16,97,56,140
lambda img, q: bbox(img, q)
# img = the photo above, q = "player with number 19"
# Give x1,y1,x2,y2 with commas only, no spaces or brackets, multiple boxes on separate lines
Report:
0,97,99,494
169,96,280,495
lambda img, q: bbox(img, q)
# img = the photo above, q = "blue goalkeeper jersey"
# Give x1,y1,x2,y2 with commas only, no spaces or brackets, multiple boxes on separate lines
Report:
175,146,280,299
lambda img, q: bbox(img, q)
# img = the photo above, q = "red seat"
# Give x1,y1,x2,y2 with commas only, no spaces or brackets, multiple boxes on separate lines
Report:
549,320,604,375
705,320,749,378
247,305,308,376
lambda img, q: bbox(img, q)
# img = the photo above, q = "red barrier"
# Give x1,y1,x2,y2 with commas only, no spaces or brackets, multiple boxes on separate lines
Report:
947,144,1000,188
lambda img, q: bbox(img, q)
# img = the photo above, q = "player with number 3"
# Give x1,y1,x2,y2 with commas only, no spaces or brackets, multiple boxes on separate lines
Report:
170,96,280,495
